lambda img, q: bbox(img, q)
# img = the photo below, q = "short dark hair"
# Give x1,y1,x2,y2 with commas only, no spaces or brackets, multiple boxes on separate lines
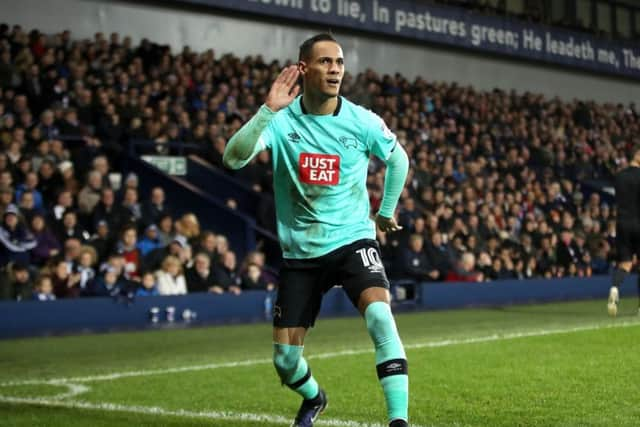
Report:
299,33,338,61
631,144,640,159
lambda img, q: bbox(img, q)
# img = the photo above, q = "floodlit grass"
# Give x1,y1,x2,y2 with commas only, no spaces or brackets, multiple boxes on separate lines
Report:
0,298,638,426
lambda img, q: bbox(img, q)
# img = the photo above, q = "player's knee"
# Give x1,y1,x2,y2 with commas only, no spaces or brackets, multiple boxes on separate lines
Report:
273,343,301,381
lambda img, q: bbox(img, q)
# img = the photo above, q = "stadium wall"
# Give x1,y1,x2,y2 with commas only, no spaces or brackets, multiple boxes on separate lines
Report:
1,275,634,338
2,0,639,104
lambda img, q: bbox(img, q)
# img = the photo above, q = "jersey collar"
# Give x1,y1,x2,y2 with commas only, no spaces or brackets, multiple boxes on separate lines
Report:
299,96,342,116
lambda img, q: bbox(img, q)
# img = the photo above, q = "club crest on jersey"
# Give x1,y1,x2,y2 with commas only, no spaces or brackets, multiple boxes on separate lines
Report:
299,153,340,186
338,136,358,149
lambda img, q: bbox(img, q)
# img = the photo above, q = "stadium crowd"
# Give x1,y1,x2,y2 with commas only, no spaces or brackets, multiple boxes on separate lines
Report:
0,23,638,301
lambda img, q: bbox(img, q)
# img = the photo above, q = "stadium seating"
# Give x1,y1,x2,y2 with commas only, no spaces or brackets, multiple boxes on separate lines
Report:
0,22,637,302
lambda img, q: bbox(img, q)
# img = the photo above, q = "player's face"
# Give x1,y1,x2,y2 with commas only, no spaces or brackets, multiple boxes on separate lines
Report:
300,41,344,98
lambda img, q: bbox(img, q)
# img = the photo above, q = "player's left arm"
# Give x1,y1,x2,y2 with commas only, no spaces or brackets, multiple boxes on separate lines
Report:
366,113,409,232
376,145,409,232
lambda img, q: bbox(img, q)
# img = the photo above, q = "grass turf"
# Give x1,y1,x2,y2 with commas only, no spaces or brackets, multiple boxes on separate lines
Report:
0,297,638,426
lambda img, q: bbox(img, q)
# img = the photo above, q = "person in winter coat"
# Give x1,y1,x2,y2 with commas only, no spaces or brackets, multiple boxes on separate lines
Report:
0,204,37,269
155,255,187,295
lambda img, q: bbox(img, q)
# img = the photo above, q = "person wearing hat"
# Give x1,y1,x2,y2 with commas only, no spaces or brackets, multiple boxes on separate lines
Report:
0,204,37,269
59,160,80,195
136,223,162,256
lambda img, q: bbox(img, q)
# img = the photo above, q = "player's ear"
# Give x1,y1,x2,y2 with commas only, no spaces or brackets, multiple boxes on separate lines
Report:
298,61,307,75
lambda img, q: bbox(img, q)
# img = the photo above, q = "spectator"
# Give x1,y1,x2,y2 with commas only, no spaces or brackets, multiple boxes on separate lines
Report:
121,187,142,226
55,209,88,243
556,229,578,269
240,262,271,291
91,265,126,297
446,252,484,282
241,250,277,288
116,224,141,281
88,220,112,263
14,171,44,211
185,252,222,294
135,271,159,296
0,185,14,216
77,170,103,216
175,212,200,247
17,189,43,223
49,257,81,298
141,186,170,226
215,234,230,261
194,230,217,262
424,231,451,279
50,189,75,223
0,204,37,268
1,262,33,301
136,223,162,256
58,160,79,196
488,257,515,280
75,245,97,291
29,212,60,266
143,234,187,272
32,274,56,301
213,250,241,295
37,159,62,203
155,255,187,295
398,234,440,282
155,213,174,247
92,187,127,232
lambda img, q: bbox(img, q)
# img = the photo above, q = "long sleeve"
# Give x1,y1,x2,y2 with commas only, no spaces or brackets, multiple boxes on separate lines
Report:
222,104,275,170
378,145,409,218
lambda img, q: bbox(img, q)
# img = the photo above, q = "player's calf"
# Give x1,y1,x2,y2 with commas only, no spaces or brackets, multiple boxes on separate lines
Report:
365,301,409,424
273,343,320,399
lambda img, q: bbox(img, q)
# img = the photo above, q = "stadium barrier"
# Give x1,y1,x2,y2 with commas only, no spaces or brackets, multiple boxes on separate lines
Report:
0,275,632,339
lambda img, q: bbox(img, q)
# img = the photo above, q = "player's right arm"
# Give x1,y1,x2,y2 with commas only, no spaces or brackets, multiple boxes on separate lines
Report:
222,65,300,170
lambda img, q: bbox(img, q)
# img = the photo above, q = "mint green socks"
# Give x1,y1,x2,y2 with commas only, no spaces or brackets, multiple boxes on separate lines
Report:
365,301,409,423
273,302,408,422
273,343,319,400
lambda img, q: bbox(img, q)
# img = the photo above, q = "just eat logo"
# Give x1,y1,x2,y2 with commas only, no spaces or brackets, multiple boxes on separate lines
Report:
299,153,340,185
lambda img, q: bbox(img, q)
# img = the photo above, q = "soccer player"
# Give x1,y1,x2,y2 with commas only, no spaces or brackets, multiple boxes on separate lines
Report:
223,34,410,427
607,144,640,317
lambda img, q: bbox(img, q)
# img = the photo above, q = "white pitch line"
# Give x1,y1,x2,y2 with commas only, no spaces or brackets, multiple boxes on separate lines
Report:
1,319,639,388
0,396,420,427
1,320,638,427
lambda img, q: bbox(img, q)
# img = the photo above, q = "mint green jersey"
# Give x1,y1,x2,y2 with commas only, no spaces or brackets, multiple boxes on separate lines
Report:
257,96,398,259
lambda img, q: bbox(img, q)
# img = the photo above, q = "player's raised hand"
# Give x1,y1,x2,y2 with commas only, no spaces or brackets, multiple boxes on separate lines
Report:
265,65,301,112
375,214,403,233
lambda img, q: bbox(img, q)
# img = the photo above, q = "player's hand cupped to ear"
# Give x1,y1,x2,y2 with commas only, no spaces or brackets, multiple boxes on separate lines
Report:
265,65,300,112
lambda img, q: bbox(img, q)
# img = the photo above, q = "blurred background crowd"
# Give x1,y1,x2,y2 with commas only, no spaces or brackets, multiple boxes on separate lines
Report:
0,22,637,301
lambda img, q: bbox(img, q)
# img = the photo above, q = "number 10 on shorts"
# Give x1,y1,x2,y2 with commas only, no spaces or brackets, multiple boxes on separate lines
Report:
356,248,382,267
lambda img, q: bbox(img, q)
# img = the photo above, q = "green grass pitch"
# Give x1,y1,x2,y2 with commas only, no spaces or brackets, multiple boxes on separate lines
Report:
0,297,639,426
